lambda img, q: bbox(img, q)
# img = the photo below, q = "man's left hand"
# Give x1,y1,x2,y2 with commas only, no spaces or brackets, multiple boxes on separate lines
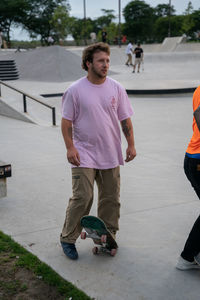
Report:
125,146,136,162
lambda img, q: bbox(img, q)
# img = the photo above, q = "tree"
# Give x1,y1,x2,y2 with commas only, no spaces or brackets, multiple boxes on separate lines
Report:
123,0,155,42
154,4,176,17
93,9,116,44
0,0,30,45
191,9,200,32
184,1,194,15
96,22,118,44
154,15,184,42
184,9,200,39
50,5,70,42
68,9,116,45
68,17,94,45
22,0,71,45
181,2,195,38
95,9,116,30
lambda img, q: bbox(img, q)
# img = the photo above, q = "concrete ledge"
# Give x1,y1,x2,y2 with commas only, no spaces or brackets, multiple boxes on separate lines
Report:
41,93,63,98
41,87,197,98
126,87,197,95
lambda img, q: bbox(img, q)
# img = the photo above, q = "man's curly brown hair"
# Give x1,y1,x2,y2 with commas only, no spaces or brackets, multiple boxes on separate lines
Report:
82,42,110,71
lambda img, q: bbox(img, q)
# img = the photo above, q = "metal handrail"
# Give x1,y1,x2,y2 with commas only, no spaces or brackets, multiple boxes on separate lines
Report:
0,80,56,126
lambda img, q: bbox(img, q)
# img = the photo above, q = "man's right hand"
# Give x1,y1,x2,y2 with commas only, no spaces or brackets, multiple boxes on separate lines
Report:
67,146,80,166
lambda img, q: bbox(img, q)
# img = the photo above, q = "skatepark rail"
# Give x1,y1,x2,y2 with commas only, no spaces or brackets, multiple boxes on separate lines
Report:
0,80,56,126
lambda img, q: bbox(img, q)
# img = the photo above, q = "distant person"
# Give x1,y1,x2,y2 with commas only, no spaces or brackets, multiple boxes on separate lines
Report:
3,40,7,49
47,36,54,46
90,32,96,43
125,41,133,66
15,46,21,53
114,36,118,45
59,38,63,46
176,87,200,270
101,29,107,43
132,43,143,73
60,42,136,260
122,35,127,44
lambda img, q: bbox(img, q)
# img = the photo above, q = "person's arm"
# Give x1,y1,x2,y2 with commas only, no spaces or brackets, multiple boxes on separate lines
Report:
120,118,136,162
193,106,200,132
141,49,144,60
61,118,80,166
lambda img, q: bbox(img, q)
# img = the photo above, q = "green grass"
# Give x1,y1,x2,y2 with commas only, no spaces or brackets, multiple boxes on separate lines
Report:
0,231,92,300
0,279,27,295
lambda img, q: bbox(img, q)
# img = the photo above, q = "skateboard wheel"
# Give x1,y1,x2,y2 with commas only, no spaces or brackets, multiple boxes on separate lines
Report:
101,235,107,243
81,232,86,240
92,247,98,255
110,248,117,256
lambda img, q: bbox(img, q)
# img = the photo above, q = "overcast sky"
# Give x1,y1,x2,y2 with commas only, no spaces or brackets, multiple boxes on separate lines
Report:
11,0,200,41
70,0,200,19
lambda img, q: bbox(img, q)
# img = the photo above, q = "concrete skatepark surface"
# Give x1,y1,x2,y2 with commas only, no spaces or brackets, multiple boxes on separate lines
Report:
1,41,200,299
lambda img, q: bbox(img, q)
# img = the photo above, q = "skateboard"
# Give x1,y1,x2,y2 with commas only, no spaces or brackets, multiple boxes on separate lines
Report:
80,215,118,256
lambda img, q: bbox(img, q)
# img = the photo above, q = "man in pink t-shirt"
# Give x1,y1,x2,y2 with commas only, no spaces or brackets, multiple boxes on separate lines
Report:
60,42,136,260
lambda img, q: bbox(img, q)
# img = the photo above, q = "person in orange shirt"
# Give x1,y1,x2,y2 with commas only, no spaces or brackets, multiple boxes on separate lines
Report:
176,86,200,270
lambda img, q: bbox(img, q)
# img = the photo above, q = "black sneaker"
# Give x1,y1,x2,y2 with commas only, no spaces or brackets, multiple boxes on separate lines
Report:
61,242,78,260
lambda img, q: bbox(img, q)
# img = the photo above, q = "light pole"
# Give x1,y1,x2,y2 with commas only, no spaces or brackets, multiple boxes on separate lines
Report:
118,0,121,47
168,0,171,37
83,0,86,20
83,0,87,45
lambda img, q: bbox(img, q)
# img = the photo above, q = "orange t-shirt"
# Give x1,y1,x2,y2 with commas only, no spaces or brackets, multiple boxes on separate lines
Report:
186,86,200,154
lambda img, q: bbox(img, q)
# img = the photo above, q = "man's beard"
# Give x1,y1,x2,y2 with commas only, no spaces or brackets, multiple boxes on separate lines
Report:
91,65,107,79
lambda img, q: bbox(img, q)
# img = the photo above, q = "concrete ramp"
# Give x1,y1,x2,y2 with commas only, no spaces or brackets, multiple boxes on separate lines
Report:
176,42,200,52
0,98,35,123
1,46,86,82
160,36,186,52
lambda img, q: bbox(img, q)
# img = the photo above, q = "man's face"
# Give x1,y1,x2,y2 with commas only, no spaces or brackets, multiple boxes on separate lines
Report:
87,51,110,79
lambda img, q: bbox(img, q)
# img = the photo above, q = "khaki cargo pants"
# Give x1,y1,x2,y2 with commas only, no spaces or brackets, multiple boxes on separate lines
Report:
60,167,120,244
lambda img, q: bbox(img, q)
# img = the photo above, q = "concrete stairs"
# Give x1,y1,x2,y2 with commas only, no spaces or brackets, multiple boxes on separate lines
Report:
0,60,19,81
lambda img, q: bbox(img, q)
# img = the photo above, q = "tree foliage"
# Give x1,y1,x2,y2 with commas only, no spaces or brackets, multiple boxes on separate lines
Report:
69,9,116,45
154,4,176,17
154,15,185,42
1,0,200,46
185,9,200,38
184,1,194,15
0,0,30,42
50,5,70,42
95,9,116,29
123,0,155,42
68,17,94,45
22,0,71,44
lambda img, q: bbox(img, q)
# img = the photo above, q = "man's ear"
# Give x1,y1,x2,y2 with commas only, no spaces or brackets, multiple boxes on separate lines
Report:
86,60,90,69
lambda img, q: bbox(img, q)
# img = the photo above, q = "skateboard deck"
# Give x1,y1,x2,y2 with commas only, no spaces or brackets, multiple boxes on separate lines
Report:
80,215,118,256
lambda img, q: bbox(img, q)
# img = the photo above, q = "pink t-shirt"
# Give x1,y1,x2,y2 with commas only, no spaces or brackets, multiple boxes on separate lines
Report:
62,76,133,169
